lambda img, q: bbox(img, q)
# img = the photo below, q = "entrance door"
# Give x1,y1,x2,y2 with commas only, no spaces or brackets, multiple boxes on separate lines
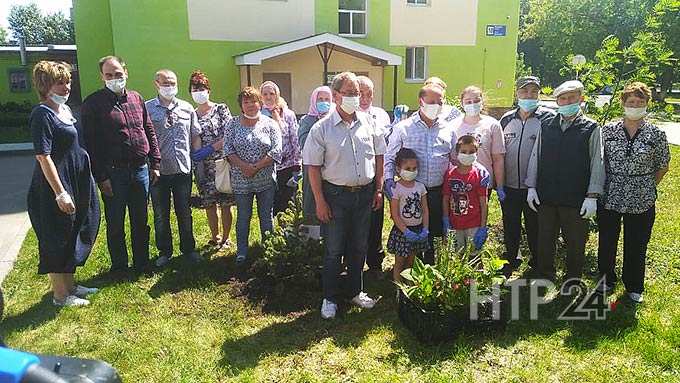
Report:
263,73,292,107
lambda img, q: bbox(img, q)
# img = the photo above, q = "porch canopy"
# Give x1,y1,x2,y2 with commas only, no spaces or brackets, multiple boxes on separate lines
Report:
234,33,402,108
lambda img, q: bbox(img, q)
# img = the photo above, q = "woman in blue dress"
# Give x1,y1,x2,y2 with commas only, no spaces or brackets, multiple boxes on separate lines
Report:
27,61,100,307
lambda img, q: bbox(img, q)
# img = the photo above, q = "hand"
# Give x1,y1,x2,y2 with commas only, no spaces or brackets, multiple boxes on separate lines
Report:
98,179,114,197
55,191,76,215
473,226,489,250
477,165,491,189
404,229,420,242
286,171,302,188
496,186,506,202
384,179,396,199
211,138,224,151
150,169,161,185
527,187,540,212
191,145,215,162
372,191,383,211
418,228,430,242
315,198,333,223
242,164,258,178
442,217,451,233
580,197,598,219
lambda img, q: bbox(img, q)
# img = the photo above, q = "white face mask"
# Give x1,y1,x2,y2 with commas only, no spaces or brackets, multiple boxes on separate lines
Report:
340,96,360,115
159,85,178,100
624,106,647,121
243,111,261,120
400,169,418,181
50,92,69,105
105,77,126,94
191,90,209,105
457,152,477,166
463,102,482,116
420,102,442,120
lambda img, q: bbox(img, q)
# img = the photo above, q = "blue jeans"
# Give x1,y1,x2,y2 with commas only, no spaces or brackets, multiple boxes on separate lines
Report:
321,182,374,302
102,164,150,271
234,186,275,259
150,172,196,258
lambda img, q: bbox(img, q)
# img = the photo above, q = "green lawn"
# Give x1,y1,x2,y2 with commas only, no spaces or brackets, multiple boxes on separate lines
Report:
2,148,680,382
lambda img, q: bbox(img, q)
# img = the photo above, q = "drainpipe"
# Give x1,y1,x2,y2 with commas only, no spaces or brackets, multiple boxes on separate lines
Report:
19,36,27,66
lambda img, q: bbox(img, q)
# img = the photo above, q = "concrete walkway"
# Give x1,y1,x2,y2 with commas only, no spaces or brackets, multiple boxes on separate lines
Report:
0,153,35,284
657,121,680,146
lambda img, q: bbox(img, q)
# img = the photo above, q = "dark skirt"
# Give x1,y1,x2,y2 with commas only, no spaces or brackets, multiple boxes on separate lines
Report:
387,224,429,257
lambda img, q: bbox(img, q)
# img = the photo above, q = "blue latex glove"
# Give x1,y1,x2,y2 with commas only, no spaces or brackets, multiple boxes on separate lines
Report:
384,178,396,199
442,217,451,233
191,145,215,162
496,186,506,202
473,226,489,250
418,228,430,242
286,171,302,188
404,229,420,242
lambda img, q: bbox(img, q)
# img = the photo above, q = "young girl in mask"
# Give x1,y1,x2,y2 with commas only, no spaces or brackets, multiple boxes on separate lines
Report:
452,86,506,202
443,136,489,251
386,148,429,282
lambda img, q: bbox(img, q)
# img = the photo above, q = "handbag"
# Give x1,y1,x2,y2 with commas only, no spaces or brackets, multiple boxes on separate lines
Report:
214,158,232,194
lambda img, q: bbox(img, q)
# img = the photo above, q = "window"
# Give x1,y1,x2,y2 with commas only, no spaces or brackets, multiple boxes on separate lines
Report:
339,0,366,37
9,69,30,93
407,0,428,5
405,47,426,81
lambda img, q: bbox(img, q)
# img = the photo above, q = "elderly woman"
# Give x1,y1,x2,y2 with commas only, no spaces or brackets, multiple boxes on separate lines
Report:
27,61,100,307
298,86,333,224
597,82,670,303
225,87,282,264
260,81,301,216
189,70,234,247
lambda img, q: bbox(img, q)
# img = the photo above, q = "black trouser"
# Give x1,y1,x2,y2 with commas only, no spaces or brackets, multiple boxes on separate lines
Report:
274,166,300,216
422,185,443,265
597,206,655,294
537,204,588,281
366,200,385,271
501,187,538,266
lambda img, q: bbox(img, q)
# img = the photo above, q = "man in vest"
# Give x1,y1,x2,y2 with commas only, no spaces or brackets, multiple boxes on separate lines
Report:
525,80,604,285
499,76,555,275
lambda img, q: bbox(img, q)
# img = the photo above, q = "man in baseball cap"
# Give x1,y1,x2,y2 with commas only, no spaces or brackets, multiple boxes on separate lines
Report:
524,79,604,288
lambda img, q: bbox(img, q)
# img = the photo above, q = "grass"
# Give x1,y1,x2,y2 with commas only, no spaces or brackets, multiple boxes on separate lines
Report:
2,147,680,382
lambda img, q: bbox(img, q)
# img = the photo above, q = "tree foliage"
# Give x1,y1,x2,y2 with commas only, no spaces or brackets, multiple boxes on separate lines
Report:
7,3,74,45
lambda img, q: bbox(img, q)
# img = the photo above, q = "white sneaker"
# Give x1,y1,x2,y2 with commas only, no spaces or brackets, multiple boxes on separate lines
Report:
351,292,376,309
155,255,171,267
321,299,337,319
72,285,99,298
628,292,644,303
53,295,90,307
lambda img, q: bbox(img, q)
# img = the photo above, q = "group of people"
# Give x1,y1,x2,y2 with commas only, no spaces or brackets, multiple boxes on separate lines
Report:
27,57,669,318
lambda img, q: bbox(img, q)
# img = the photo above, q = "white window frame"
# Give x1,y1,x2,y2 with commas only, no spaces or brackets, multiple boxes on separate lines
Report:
406,0,429,6
339,0,368,38
405,46,427,82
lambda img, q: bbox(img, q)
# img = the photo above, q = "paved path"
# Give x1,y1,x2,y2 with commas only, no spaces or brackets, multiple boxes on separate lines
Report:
0,153,35,284
657,121,680,146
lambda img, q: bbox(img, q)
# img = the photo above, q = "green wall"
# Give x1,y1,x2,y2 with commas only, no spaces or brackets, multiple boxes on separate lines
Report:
0,55,37,105
75,0,519,111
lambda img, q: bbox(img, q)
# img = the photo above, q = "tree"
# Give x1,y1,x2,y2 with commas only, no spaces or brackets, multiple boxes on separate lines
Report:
0,27,7,45
7,3,74,45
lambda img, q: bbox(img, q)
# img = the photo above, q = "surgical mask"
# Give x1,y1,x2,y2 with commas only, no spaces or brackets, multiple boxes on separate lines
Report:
400,169,418,181
159,85,178,100
243,111,261,120
624,106,647,121
420,102,442,120
105,77,126,94
191,90,209,105
316,101,331,114
463,102,482,116
50,92,69,105
517,98,539,112
457,152,477,166
558,102,581,117
340,96,360,114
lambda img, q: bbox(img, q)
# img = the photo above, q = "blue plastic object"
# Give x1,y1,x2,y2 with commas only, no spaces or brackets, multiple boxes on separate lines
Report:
0,347,40,383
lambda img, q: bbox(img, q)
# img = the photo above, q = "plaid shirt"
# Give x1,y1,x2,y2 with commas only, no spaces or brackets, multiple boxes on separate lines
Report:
81,88,161,182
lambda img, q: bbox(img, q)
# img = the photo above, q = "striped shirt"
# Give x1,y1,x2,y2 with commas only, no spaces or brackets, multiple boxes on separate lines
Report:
384,111,458,188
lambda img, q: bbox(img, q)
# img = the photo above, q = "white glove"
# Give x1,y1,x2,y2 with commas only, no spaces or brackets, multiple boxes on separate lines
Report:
527,188,541,212
55,191,76,215
580,197,598,219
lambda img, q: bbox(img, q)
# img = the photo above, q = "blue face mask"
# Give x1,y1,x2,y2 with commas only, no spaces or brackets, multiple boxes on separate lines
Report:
558,102,581,117
316,101,331,114
517,98,539,112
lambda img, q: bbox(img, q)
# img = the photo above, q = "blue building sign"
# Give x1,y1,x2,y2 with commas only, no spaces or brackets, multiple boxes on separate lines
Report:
486,25,507,37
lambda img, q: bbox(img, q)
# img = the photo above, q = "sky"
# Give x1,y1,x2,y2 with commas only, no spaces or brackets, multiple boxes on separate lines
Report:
0,0,72,32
